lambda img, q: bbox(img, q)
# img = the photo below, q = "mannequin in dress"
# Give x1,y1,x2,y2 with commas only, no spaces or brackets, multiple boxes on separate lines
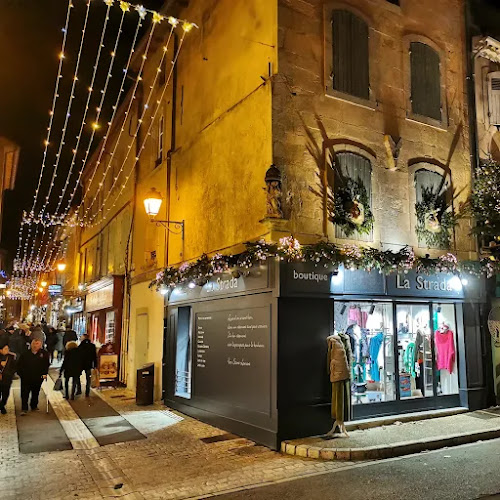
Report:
326,332,352,437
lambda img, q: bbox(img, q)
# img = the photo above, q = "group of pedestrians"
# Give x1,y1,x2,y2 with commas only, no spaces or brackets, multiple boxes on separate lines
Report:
0,321,97,415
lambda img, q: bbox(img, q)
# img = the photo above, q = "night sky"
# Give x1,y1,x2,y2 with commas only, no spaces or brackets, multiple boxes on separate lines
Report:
0,0,164,263
0,0,499,267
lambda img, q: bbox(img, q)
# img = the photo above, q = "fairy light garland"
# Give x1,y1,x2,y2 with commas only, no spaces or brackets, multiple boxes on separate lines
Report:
14,0,197,294
81,18,161,222
83,18,186,225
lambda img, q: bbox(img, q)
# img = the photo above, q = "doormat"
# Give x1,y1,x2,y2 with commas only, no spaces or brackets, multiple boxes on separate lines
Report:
200,433,240,444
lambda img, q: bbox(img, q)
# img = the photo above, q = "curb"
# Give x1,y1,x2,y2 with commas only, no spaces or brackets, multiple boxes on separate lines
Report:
281,428,500,461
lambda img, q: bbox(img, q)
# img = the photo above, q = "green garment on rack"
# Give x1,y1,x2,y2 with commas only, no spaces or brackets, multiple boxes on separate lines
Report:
331,379,351,421
404,342,416,377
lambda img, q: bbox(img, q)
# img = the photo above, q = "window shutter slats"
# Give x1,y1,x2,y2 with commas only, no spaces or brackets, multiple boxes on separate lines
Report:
410,42,441,120
332,10,369,100
487,72,500,126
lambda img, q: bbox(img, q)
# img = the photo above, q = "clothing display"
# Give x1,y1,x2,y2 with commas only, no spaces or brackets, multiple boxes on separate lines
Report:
327,334,352,425
434,328,456,373
331,379,350,421
368,332,383,382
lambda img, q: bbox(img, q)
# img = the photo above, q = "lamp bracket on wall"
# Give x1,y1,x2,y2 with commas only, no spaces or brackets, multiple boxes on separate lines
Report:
150,219,184,238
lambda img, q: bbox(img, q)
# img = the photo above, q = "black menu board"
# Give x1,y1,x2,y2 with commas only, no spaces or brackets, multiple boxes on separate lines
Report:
195,306,271,414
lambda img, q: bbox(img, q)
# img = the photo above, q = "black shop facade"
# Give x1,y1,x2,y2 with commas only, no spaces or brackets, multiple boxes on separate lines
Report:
163,260,491,449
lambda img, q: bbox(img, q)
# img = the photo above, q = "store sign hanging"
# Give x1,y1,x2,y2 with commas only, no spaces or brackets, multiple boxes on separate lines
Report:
48,284,62,296
86,283,114,312
386,271,465,298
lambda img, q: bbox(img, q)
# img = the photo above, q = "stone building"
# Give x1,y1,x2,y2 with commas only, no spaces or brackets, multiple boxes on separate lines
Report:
64,0,496,442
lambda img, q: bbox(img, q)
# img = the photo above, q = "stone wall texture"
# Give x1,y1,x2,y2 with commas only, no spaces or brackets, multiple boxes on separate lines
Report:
273,0,476,258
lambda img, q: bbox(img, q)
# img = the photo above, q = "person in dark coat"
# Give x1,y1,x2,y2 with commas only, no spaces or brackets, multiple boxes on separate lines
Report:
78,334,97,397
0,341,17,414
17,339,50,414
45,327,58,364
62,327,78,352
54,329,64,361
8,328,27,359
0,329,9,347
59,341,81,400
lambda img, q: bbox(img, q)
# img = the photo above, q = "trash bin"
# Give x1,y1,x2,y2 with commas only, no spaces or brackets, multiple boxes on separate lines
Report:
136,363,154,406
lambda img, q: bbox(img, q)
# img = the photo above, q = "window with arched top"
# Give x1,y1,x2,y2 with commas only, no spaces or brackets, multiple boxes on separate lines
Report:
331,10,370,100
414,168,451,248
333,152,373,241
410,42,441,121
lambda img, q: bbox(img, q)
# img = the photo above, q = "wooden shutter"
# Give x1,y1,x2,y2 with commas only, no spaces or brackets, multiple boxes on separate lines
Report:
410,42,441,120
332,10,369,100
487,71,500,127
335,152,372,241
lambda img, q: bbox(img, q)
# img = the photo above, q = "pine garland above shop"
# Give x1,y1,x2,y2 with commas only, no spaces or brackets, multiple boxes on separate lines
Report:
415,186,462,249
331,178,375,236
150,237,498,292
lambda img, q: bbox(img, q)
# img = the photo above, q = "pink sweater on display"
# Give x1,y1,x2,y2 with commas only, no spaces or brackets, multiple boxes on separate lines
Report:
434,329,455,373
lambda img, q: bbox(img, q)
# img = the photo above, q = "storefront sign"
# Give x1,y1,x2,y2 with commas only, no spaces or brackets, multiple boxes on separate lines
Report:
99,354,118,380
169,264,270,304
86,283,114,312
387,271,465,298
48,284,62,296
194,306,271,414
282,263,481,300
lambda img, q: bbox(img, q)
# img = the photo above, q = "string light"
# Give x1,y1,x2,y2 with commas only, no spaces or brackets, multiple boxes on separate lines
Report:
86,25,189,227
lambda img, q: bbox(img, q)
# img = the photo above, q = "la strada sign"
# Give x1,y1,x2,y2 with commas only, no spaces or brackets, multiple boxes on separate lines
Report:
387,271,465,298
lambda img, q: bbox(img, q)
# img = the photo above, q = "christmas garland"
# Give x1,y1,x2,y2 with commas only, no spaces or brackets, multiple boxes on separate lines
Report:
150,237,498,292
332,178,374,237
415,187,461,249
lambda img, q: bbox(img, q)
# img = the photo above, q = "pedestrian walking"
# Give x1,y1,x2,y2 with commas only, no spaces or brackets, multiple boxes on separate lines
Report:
31,324,46,345
54,328,64,361
8,327,26,360
59,341,81,400
17,339,50,415
45,326,58,364
0,341,17,414
62,327,78,356
78,334,97,397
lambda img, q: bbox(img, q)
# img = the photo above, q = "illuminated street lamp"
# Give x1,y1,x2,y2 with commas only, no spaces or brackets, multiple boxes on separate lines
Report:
57,261,67,272
38,287,44,293
41,281,48,288
143,187,185,257
144,187,163,218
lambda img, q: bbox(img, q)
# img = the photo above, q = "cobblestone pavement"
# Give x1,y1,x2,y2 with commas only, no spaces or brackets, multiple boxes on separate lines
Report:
0,385,361,500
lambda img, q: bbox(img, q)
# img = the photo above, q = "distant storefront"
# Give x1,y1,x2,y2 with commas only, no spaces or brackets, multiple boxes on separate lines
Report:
163,260,492,449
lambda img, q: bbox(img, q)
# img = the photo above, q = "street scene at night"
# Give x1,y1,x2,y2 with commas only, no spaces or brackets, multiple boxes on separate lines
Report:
1,0,500,499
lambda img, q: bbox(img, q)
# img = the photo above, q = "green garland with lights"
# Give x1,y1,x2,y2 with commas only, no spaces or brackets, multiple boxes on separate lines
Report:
332,178,374,237
470,160,500,255
150,237,498,292
415,187,461,249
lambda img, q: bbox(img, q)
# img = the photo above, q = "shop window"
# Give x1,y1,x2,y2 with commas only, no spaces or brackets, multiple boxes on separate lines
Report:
331,10,370,100
432,303,459,395
175,307,192,399
105,311,115,344
334,152,373,241
334,302,395,405
396,304,433,399
410,42,441,121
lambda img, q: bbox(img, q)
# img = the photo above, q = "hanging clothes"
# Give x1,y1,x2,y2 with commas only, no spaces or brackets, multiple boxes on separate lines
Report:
348,306,361,326
434,329,455,373
331,380,350,421
368,332,384,382
404,342,416,377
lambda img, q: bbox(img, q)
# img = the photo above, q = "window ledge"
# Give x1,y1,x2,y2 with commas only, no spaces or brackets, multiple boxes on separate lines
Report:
326,88,378,111
406,113,448,132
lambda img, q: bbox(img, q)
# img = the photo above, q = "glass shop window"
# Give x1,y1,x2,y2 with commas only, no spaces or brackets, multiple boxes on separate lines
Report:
334,302,395,405
433,303,459,395
396,304,433,399
175,306,192,399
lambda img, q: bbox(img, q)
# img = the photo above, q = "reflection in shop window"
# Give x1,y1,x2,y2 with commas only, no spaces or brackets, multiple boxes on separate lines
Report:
334,302,395,405
433,303,459,395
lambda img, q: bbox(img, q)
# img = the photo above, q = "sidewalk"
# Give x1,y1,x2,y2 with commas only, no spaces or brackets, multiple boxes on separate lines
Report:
282,407,500,460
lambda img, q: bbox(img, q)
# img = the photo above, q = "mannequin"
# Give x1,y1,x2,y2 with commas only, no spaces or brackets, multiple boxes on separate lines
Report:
326,332,352,437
